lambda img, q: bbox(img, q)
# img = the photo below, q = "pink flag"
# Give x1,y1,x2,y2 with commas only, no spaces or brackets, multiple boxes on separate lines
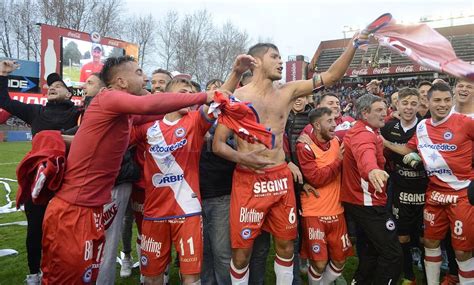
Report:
372,17,474,80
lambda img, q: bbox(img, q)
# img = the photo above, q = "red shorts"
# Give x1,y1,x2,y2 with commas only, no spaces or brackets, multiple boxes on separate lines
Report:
423,188,474,251
300,214,352,262
41,197,105,285
131,188,145,235
140,215,203,276
230,164,297,248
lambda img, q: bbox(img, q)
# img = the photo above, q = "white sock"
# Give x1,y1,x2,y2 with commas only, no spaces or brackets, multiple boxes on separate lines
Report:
230,259,249,285
308,265,322,285
274,254,294,285
322,261,344,284
424,247,442,285
457,257,474,284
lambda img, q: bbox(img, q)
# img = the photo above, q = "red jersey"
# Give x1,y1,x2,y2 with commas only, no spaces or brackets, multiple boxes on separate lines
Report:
79,61,104,82
341,120,387,206
303,115,354,141
407,113,474,192
56,89,208,207
137,107,213,220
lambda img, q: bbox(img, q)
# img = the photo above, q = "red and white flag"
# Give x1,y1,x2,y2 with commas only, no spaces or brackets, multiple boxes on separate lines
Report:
372,17,474,80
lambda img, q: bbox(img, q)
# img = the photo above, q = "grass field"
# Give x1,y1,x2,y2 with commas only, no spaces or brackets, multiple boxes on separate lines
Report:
0,142,424,284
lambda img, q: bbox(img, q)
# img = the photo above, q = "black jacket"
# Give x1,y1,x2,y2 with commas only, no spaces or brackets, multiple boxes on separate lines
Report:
285,104,313,165
0,76,81,136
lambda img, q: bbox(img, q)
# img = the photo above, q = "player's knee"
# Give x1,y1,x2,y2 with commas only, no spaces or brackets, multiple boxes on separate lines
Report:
423,238,440,249
231,249,251,269
274,239,294,258
309,260,327,273
144,275,164,285
332,260,345,270
182,274,200,285
454,250,472,262
398,235,411,243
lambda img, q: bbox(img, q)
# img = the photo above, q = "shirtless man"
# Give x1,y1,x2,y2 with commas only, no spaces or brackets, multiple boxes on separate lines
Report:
213,33,365,284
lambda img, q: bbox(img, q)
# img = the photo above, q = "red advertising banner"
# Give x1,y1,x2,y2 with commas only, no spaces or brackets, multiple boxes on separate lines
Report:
286,61,308,82
344,64,434,77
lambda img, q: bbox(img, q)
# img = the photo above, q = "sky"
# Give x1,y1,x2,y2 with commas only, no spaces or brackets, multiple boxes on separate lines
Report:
124,0,474,69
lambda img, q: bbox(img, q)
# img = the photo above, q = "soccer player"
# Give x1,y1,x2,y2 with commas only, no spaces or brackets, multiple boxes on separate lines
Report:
385,82,474,284
341,94,402,284
417,81,432,119
381,87,428,285
79,44,104,82
213,32,366,284
451,78,473,117
296,107,352,285
134,78,215,285
40,56,221,284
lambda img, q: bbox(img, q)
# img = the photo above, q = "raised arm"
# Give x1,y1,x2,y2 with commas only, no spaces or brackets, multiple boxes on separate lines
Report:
220,54,256,93
285,33,365,100
0,61,38,124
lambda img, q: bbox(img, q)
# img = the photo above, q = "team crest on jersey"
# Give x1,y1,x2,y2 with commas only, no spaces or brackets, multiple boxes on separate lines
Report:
141,255,148,267
82,265,93,283
175,127,186,138
386,218,396,231
443,130,453,141
241,228,252,239
312,244,321,253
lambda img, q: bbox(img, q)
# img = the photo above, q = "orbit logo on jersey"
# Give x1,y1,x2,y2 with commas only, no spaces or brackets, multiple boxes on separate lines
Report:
174,127,186,138
443,130,453,141
385,219,396,231
241,228,252,239
152,173,184,187
140,254,149,267
312,244,321,253
82,265,93,283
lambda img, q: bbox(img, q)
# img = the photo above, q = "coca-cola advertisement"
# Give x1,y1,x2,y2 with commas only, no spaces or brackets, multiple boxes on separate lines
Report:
345,64,433,77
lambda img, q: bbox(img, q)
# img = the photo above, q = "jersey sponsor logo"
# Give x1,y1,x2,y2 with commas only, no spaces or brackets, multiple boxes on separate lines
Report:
443,130,453,141
253,178,289,196
140,255,148,267
308,227,325,240
429,191,459,205
82,265,93,283
426,168,453,176
174,127,186,138
312,244,321,253
149,139,188,154
423,209,435,226
103,201,118,230
241,228,252,239
152,173,185,187
397,168,426,178
418,143,457,151
141,235,162,258
385,218,396,231
399,192,425,204
239,207,264,223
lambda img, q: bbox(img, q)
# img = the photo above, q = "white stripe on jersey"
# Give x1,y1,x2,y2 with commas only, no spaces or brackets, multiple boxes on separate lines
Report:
361,178,373,206
147,121,201,216
416,119,470,190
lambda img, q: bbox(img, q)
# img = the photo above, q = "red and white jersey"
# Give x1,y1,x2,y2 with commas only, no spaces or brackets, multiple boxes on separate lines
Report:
407,113,474,192
136,107,213,220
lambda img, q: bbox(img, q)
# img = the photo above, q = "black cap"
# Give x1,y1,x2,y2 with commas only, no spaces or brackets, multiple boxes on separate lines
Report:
46,73,71,92
468,180,474,206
